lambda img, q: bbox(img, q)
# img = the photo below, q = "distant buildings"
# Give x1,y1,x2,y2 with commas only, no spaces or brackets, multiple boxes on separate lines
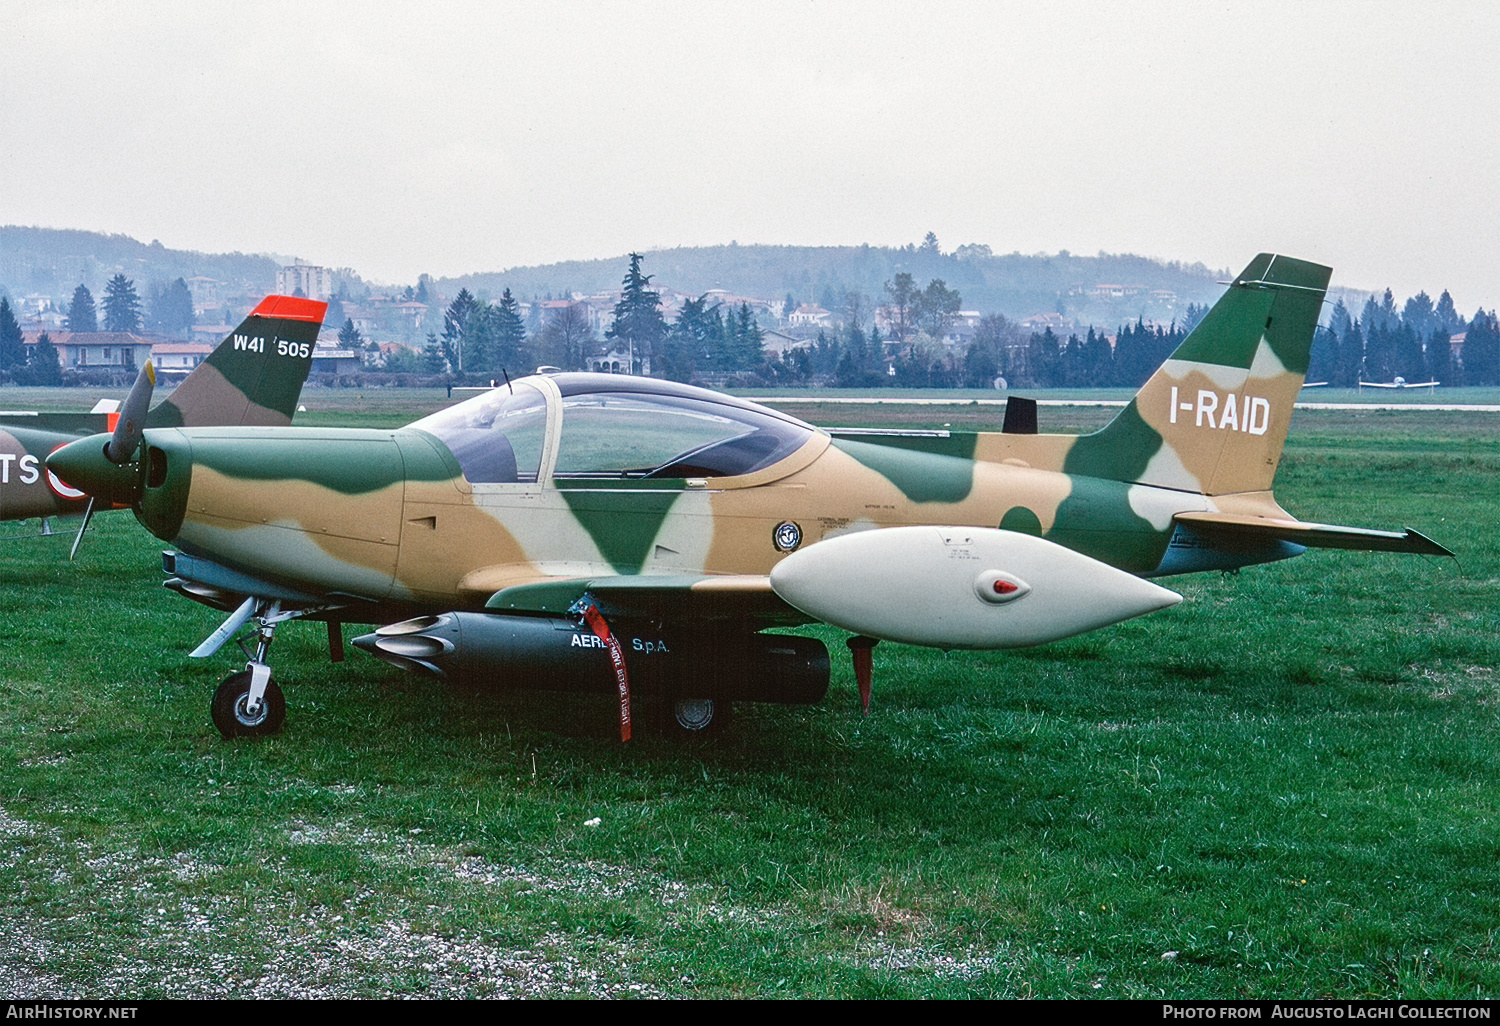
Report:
1018,312,1077,335
19,332,221,379
788,303,832,328
276,262,334,301
20,332,156,372
150,342,213,377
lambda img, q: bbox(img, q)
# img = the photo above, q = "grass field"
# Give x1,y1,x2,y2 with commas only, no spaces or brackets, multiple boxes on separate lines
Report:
0,391,1496,998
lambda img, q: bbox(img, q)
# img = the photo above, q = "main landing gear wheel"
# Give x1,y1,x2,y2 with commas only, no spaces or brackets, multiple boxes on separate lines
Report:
211,670,286,739
670,697,730,737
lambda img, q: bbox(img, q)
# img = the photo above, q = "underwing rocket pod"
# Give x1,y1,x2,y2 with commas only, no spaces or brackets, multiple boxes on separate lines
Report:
353,612,830,704
769,526,1182,649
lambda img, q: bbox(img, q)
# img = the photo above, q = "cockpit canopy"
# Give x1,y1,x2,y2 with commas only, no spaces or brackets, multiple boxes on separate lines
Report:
410,374,815,485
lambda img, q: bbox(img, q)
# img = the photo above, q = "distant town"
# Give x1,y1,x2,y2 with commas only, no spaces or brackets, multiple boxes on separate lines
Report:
1,227,1493,389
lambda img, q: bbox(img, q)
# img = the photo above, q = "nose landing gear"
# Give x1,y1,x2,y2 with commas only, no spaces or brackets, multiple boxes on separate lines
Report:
202,598,293,739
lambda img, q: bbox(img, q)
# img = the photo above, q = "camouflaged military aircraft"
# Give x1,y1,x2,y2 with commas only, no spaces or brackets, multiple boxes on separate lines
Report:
48,254,1449,741
2,295,326,553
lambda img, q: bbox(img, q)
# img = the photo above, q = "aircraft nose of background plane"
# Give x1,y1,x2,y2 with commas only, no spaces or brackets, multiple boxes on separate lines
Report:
47,433,140,506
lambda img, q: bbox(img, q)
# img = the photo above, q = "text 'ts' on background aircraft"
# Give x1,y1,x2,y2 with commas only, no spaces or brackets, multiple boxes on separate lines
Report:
3,296,326,553
48,255,1450,741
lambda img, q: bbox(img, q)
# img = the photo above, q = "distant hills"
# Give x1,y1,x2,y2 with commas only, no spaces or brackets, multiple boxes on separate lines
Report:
1,225,1236,327
439,244,1230,326
0,226,282,298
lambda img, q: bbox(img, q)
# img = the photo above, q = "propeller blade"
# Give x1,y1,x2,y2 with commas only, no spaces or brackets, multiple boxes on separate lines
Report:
106,361,156,465
69,497,96,561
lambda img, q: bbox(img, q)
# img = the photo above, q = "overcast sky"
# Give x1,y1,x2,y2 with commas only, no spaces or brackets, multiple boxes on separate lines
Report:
3,0,1497,309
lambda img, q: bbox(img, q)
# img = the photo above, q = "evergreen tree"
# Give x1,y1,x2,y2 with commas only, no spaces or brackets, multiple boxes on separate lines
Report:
1083,326,1114,387
1059,333,1088,387
338,318,364,346
964,338,1000,389
442,288,476,373
606,253,667,374
464,302,495,373
664,295,717,379
148,278,195,338
23,331,63,385
1334,319,1363,388
1111,319,1181,388
0,297,24,372
1379,287,1398,328
1027,328,1062,388
1462,312,1500,386
834,323,882,387
1363,321,1396,383
734,303,764,370
1306,325,1337,384
1178,302,1209,336
810,328,841,378
422,334,449,374
1427,328,1456,387
102,274,141,332
1402,291,1437,343
1327,298,1353,338
1435,290,1463,333
67,284,98,332
1393,321,1427,382
491,288,528,372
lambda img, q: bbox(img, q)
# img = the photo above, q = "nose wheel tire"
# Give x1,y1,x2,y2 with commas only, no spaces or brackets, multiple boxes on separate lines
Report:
211,670,286,739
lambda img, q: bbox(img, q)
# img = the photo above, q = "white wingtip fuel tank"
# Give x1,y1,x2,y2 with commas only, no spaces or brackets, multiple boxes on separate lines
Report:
769,527,1182,649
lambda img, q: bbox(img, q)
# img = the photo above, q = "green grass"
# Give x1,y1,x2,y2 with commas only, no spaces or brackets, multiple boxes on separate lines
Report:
0,396,1496,997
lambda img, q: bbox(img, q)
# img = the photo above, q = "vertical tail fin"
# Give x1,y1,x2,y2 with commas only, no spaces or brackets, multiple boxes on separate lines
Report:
1062,254,1331,496
145,295,327,429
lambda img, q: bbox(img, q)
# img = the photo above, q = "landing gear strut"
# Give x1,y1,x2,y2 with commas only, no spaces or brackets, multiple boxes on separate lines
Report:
204,599,291,739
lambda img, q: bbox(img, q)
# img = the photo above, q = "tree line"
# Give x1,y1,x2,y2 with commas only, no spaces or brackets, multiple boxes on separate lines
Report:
412,253,777,384
0,273,199,384
1307,289,1497,387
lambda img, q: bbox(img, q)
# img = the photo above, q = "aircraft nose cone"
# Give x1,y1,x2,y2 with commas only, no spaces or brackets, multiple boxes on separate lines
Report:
47,433,142,506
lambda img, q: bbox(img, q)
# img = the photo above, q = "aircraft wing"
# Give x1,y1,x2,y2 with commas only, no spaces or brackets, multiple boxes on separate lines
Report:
1173,511,1453,556
483,573,813,628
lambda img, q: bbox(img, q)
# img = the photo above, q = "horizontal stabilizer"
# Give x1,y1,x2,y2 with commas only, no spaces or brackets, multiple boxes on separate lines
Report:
1173,512,1453,556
